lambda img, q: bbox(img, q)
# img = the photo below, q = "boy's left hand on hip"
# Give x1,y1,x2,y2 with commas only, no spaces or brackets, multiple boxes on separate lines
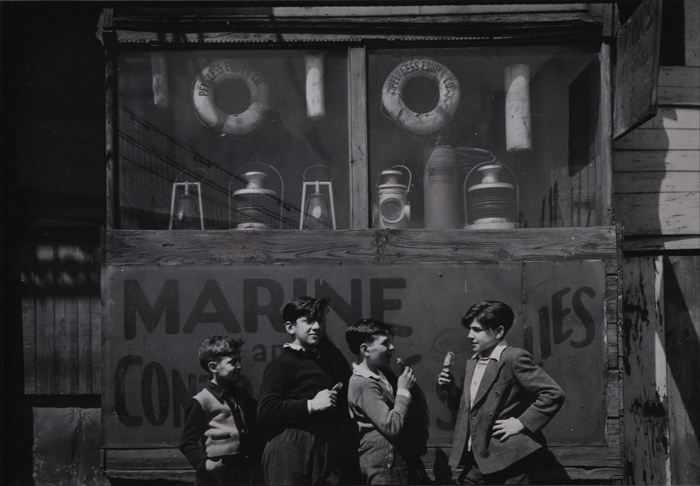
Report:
491,417,524,441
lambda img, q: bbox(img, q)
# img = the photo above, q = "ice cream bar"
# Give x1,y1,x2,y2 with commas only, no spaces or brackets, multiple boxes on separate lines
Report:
442,351,455,369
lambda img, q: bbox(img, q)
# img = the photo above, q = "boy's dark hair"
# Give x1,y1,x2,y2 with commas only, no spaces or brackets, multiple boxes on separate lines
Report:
461,300,514,335
198,336,243,373
345,318,392,355
282,296,329,324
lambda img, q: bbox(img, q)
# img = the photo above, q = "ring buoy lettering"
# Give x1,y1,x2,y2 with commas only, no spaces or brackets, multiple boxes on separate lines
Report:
381,58,460,136
193,60,270,136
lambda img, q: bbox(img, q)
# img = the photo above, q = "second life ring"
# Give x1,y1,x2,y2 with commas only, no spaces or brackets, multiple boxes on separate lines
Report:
381,58,460,136
193,60,270,136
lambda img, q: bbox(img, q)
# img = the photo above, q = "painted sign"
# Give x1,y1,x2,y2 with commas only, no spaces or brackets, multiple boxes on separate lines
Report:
103,261,605,448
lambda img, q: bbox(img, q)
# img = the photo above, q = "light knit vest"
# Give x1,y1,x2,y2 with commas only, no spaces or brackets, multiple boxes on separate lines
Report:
193,388,241,459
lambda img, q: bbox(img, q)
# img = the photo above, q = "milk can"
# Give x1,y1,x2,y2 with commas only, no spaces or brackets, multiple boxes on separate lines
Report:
377,165,412,229
463,160,519,229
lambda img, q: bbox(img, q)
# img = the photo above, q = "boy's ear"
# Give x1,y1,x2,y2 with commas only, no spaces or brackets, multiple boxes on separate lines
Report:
494,324,506,340
207,360,218,374
284,320,296,336
359,342,369,356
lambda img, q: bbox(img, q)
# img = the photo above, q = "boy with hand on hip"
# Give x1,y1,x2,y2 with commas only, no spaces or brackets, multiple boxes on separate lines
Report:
258,296,354,486
180,336,258,486
345,318,418,485
437,300,565,485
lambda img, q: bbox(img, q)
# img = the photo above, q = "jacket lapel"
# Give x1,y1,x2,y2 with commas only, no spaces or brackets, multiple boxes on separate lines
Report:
471,358,506,409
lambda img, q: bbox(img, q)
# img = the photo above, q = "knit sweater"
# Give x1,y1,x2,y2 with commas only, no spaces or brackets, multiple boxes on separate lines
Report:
257,340,351,440
180,381,257,474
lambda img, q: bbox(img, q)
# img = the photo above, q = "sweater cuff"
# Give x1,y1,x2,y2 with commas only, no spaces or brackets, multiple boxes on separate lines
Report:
396,388,412,399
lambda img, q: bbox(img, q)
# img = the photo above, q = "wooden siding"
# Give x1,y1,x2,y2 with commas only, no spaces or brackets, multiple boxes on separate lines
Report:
22,296,102,395
20,232,102,395
622,256,669,485
615,106,700,238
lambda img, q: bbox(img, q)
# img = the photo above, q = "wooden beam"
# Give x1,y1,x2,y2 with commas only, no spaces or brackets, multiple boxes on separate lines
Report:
348,47,369,229
623,235,700,253
105,227,618,266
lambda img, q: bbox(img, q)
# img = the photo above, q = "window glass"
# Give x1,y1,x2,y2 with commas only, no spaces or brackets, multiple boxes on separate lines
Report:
368,46,600,229
118,49,349,230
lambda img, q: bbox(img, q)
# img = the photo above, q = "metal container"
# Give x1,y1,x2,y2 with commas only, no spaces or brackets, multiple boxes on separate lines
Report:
463,161,518,230
424,142,460,229
232,171,279,230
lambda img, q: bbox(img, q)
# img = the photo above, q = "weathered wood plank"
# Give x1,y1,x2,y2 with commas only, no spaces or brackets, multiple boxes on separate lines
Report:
22,298,36,394
105,227,617,266
53,298,69,394
614,171,700,193
623,235,700,252
35,297,55,394
614,192,700,235
658,65,700,87
348,47,368,229
658,86,700,107
622,256,668,485
597,43,613,225
90,296,102,394
78,297,91,394
614,128,700,150
106,53,116,230
665,255,700,485
273,4,590,17
686,0,700,67
67,297,80,394
614,150,700,172
637,107,700,129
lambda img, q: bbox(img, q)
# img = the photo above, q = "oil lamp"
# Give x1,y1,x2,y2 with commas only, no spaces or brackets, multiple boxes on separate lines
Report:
463,160,519,229
229,163,284,230
377,164,412,229
169,181,204,230
299,164,336,230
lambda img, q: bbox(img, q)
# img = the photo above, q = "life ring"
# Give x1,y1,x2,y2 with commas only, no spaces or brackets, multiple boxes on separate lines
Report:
381,58,460,136
193,60,270,136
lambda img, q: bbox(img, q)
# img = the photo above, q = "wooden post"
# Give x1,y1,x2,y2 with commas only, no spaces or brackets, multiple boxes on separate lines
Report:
348,47,368,229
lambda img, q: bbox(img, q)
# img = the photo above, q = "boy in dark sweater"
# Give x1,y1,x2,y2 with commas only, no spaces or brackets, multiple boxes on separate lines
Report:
180,336,258,486
257,296,354,486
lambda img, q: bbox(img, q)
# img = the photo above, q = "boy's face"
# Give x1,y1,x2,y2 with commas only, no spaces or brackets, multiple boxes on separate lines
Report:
362,334,394,369
210,354,242,386
467,319,504,356
286,315,323,348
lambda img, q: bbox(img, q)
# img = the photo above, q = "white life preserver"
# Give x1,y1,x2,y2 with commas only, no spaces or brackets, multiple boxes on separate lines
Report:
193,60,270,136
381,58,460,136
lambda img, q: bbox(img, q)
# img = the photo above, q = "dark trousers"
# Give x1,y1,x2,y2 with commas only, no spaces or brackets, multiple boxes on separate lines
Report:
195,459,252,486
457,451,536,485
262,428,341,486
358,431,408,485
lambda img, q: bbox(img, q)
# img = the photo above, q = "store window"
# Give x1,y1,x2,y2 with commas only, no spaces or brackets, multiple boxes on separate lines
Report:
116,43,603,231
368,46,602,230
118,49,349,230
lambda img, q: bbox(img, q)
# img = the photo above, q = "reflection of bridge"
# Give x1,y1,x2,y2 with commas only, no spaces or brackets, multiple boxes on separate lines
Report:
118,107,301,228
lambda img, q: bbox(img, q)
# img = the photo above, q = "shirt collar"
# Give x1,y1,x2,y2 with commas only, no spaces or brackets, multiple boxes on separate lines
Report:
283,342,320,358
205,380,228,401
352,362,386,381
472,342,508,361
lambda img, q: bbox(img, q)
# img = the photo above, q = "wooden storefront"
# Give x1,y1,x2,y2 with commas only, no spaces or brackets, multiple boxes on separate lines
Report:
11,2,698,486
99,3,623,483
